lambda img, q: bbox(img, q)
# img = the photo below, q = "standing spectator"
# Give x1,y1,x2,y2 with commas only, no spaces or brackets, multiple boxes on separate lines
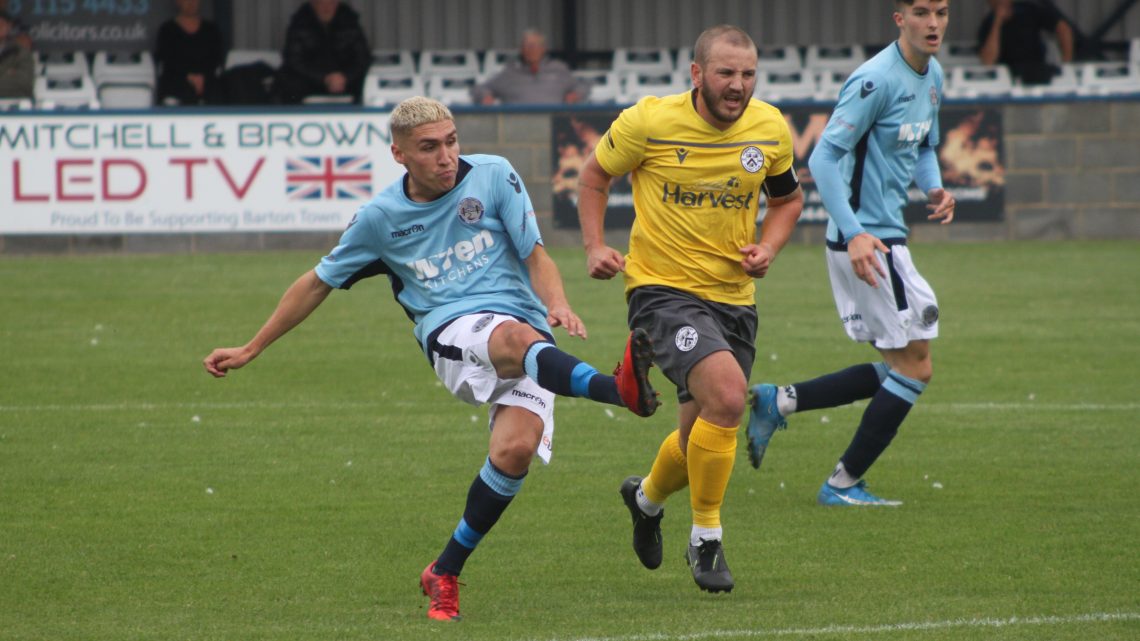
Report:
0,10,33,99
471,29,590,105
0,0,31,50
978,0,1074,84
275,0,370,104
155,0,225,105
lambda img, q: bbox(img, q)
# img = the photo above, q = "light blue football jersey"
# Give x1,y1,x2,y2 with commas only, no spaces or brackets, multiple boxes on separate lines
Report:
820,42,944,242
314,154,549,357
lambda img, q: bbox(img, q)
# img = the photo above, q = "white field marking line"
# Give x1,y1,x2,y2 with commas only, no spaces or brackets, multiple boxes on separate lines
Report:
537,612,1140,641
0,400,422,412
1,401,1138,413
921,402,1140,412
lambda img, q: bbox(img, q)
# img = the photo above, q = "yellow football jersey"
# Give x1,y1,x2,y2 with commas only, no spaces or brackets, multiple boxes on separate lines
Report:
595,91,795,305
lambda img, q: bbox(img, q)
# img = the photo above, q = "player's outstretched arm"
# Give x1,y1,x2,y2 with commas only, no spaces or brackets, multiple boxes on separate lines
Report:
525,244,586,339
576,151,626,280
204,270,333,377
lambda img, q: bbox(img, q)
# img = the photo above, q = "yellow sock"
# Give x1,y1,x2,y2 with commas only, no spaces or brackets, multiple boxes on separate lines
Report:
642,429,688,505
687,417,738,528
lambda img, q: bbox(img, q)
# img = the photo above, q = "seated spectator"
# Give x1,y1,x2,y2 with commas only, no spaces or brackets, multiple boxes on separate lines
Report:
471,29,590,105
0,0,30,50
0,10,33,99
978,0,1074,85
275,0,370,104
155,0,225,105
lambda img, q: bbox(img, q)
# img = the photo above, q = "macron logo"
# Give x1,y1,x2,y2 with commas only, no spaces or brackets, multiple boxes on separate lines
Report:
511,389,547,409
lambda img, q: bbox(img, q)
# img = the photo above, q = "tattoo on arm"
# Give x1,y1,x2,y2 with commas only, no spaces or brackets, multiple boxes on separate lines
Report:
579,181,609,196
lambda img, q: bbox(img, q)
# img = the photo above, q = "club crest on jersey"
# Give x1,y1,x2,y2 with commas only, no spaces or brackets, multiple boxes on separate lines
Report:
930,87,939,105
675,326,699,352
740,146,764,173
457,197,485,224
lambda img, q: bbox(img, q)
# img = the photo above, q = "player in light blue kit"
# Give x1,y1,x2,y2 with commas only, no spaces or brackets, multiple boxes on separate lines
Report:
745,0,956,506
203,97,659,621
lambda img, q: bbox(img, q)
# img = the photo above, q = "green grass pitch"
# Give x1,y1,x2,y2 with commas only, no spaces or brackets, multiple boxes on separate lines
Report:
1,240,1137,641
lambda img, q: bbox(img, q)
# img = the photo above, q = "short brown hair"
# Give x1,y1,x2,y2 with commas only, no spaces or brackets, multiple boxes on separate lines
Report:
693,25,756,67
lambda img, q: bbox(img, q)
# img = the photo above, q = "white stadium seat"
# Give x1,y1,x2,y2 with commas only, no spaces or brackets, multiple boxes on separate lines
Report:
945,65,1012,98
674,46,693,72
225,49,281,70
756,45,803,73
368,49,417,78
92,51,155,108
612,47,673,75
573,70,622,104
482,49,520,77
620,70,689,103
418,49,480,81
756,68,817,102
805,44,865,74
363,72,426,107
1014,63,1079,98
1077,61,1140,96
427,73,478,106
38,51,89,81
301,94,354,105
35,75,100,110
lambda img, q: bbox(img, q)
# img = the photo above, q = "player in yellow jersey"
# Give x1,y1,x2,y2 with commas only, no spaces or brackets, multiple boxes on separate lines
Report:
576,25,804,593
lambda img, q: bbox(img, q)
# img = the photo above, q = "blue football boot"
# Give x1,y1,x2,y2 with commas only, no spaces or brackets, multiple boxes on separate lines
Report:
817,480,903,506
746,384,787,470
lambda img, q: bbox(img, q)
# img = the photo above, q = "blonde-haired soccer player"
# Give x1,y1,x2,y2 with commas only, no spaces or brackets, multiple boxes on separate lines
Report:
205,96,658,621
577,25,803,592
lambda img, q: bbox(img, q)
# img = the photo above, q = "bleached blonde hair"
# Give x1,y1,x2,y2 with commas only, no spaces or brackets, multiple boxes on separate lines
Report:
389,96,453,141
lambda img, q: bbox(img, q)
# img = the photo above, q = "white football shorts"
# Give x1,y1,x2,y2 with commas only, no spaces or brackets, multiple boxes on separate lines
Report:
826,243,939,350
431,313,555,463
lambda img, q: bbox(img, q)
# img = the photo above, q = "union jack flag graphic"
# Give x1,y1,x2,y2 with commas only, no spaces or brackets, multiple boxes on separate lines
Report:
285,156,373,200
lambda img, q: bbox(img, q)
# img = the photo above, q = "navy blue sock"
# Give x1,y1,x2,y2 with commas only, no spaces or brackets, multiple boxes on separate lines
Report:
434,458,526,577
792,362,889,412
839,370,925,479
522,341,622,407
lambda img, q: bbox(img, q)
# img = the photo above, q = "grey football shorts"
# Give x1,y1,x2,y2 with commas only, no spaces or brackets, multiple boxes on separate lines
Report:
627,285,757,404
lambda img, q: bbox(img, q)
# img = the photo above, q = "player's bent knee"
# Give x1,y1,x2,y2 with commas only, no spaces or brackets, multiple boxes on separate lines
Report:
489,439,539,473
698,386,748,426
492,321,543,359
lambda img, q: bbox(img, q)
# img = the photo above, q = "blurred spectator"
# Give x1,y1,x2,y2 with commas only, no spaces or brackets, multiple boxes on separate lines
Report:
978,0,1074,85
155,0,225,105
0,0,31,50
275,0,370,104
0,10,33,99
471,29,590,105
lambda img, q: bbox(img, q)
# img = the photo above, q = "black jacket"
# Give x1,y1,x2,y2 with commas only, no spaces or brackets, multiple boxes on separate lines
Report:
280,2,370,89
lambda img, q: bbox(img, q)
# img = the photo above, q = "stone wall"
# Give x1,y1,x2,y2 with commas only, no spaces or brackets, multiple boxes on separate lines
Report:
2,98,1138,255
